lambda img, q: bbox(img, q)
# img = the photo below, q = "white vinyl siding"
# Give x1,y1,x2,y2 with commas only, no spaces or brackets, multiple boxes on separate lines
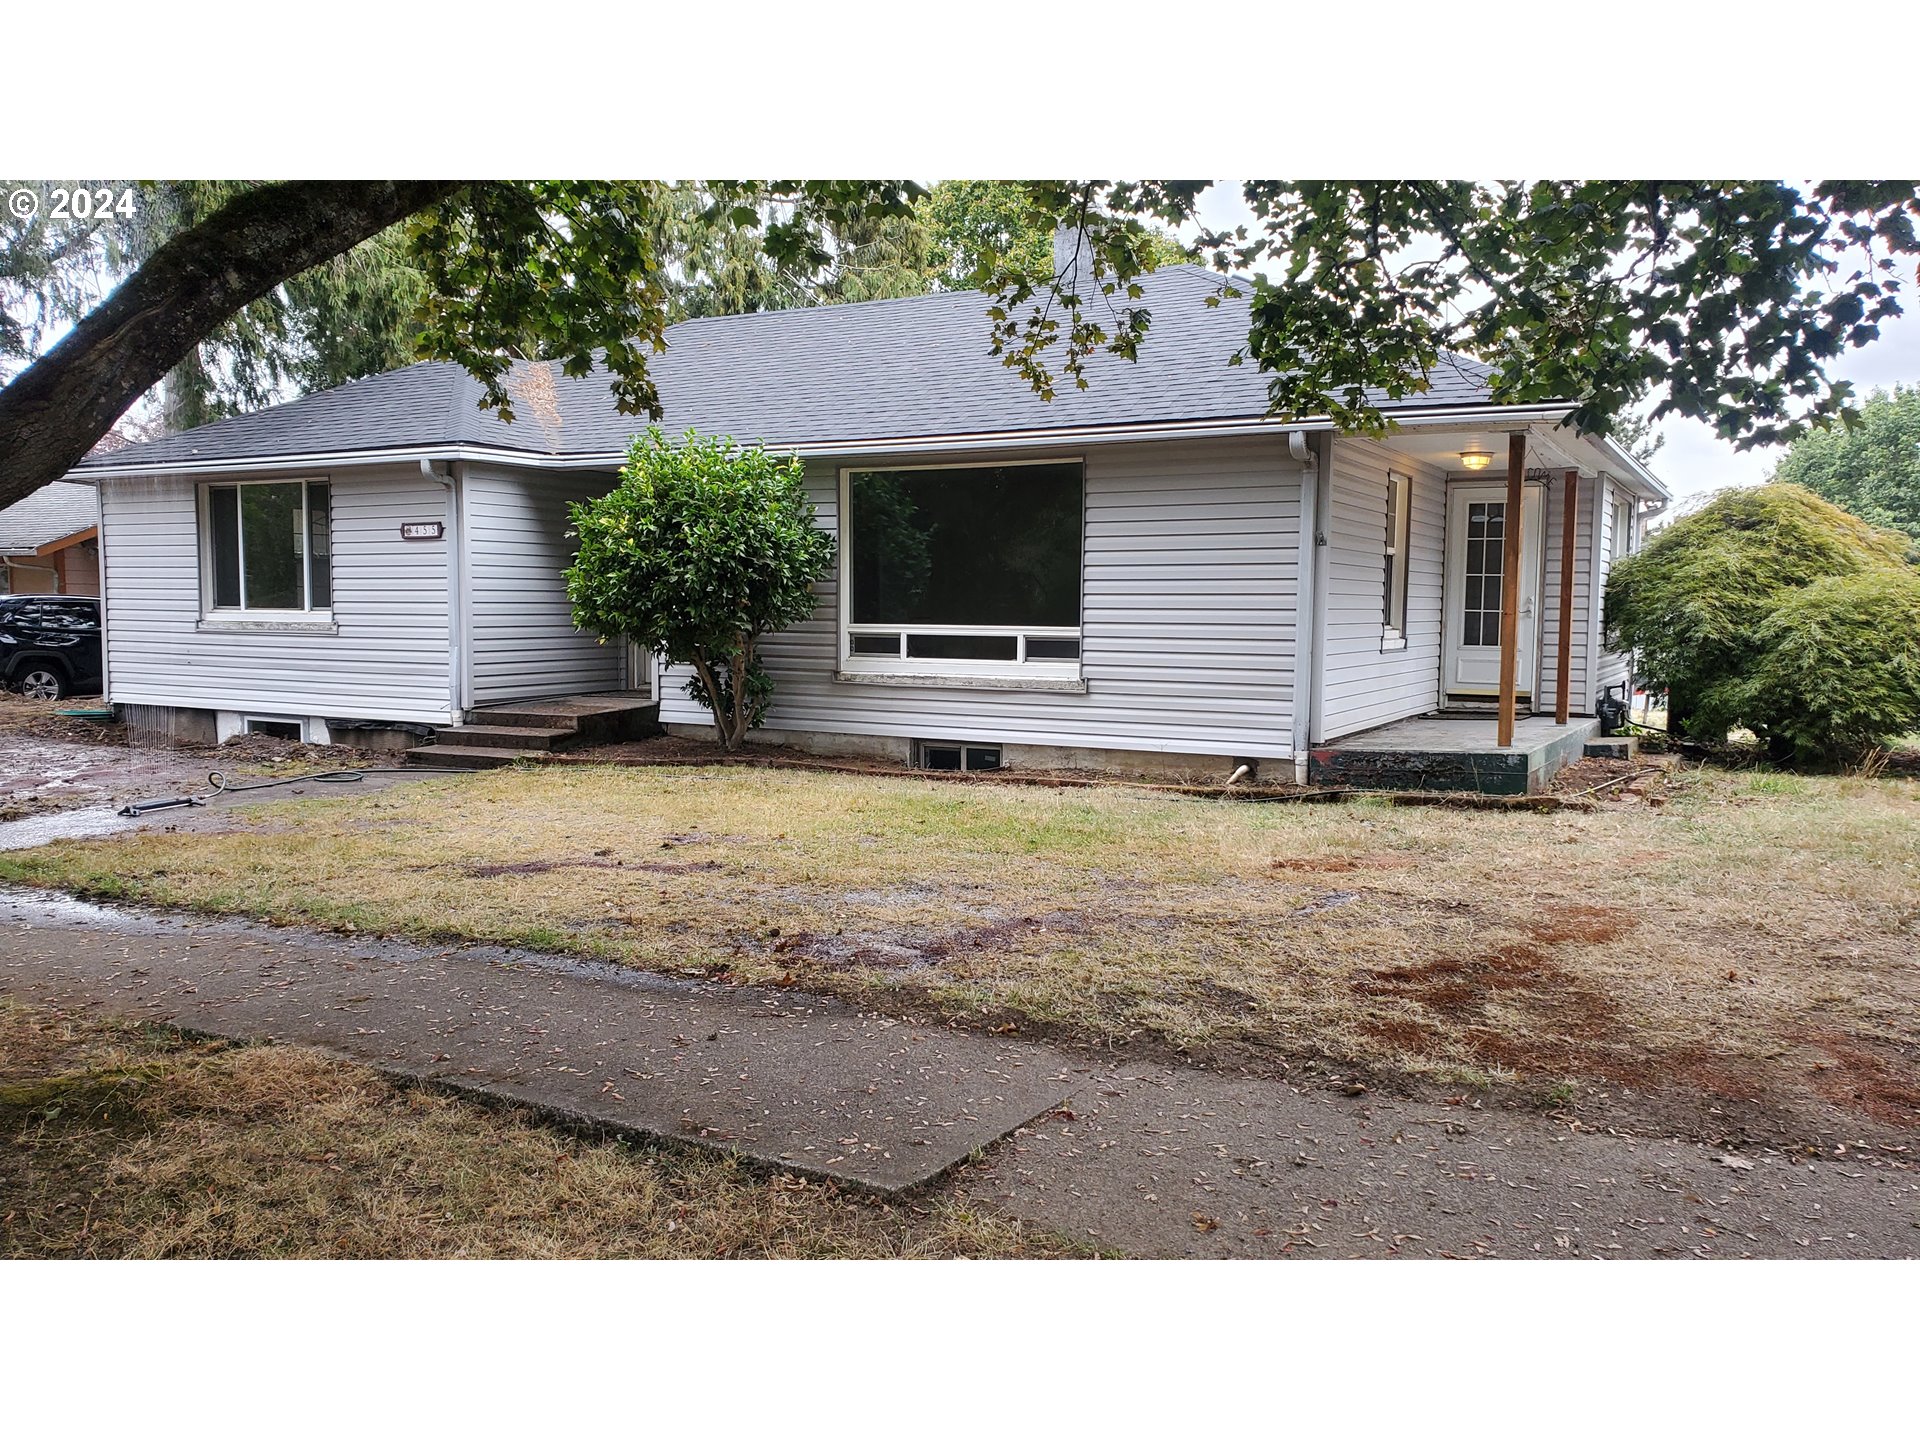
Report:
1317,437,1446,740
463,464,625,707
1537,472,1639,714
659,437,1300,759
98,465,453,723
1592,480,1636,703
1539,470,1597,716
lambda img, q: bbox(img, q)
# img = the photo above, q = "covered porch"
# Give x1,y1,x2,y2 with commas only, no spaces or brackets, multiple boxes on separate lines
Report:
1306,714,1601,795
1295,413,1666,793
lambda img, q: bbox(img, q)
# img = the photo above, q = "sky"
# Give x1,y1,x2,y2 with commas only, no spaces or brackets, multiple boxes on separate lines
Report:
1188,185,1920,506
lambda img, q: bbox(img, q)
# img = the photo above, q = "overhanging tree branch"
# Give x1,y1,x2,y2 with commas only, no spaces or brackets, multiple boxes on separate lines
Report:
0,180,463,507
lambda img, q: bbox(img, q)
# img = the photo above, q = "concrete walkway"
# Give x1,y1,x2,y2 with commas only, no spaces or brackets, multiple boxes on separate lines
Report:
0,886,1068,1192
3,885,1915,1255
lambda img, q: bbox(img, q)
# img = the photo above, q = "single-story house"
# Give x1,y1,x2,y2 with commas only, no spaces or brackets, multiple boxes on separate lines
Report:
0,480,101,596
67,262,1669,789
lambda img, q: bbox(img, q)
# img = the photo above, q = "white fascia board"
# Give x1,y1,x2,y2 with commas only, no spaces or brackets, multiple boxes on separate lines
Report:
68,403,1579,481
1593,434,1672,503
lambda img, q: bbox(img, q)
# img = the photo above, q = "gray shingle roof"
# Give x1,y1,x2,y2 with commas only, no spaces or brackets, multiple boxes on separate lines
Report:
0,481,99,554
75,266,1507,473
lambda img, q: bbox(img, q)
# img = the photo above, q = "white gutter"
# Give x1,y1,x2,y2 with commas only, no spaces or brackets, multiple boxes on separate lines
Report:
1593,434,1672,504
68,404,1581,481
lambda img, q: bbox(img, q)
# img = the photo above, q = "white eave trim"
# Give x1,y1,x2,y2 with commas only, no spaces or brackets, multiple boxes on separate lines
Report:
68,403,1581,480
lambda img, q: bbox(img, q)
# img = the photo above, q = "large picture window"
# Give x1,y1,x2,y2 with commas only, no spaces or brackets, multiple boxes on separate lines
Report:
204,479,331,614
842,460,1082,677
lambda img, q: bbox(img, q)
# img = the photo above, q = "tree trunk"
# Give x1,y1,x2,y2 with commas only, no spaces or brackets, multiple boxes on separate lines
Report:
0,180,463,508
690,652,732,749
728,642,750,753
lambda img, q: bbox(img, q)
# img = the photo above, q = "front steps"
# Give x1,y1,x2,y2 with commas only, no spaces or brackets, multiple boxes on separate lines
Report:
406,693,661,770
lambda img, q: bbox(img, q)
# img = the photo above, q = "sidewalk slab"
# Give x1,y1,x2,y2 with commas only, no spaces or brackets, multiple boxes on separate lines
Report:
0,886,1069,1192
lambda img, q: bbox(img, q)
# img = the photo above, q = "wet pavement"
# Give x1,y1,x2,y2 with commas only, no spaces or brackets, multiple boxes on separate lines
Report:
0,886,1070,1192
0,736,218,820
2,884,1914,1252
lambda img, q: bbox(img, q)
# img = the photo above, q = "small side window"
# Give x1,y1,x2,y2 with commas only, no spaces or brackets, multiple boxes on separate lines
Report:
1382,472,1413,640
1611,498,1634,562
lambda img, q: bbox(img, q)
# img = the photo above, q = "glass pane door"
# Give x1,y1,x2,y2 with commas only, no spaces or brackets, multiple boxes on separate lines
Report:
1460,501,1505,647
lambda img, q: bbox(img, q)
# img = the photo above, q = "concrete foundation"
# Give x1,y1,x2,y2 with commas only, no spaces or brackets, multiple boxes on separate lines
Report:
119,704,218,746
1309,714,1600,795
667,723,1260,784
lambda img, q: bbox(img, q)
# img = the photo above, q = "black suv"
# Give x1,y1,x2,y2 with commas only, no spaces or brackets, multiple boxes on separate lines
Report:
0,595,103,700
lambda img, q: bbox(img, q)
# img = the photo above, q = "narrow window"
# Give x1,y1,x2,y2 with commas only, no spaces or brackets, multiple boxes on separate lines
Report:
204,479,333,613
1610,497,1633,562
1383,471,1413,639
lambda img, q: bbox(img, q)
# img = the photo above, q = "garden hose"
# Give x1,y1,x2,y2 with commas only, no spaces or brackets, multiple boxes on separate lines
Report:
116,765,477,818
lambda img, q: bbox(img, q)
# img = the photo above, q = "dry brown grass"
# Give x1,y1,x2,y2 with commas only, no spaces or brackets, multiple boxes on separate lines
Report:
0,999,1077,1259
5,759,1917,1137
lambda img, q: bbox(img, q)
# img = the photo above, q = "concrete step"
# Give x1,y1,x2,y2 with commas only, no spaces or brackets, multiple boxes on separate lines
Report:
432,724,575,751
470,696,661,745
404,744,555,771
1583,736,1638,760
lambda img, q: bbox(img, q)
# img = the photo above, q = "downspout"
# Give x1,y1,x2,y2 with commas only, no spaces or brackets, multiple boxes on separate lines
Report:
1289,430,1325,783
93,480,111,704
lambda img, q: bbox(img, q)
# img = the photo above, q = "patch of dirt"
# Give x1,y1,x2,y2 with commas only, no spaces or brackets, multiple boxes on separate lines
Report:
1270,855,1416,873
1550,754,1686,805
1521,902,1638,946
460,856,724,879
1354,937,1628,1075
1808,1033,1920,1129
757,910,1094,973
1359,1016,1446,1052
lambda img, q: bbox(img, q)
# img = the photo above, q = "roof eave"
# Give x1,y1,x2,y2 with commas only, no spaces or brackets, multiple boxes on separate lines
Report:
69,402,1580,479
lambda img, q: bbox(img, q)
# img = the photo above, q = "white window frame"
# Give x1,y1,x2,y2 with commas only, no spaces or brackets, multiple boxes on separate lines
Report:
837,458,1085,682
198,475,333,620
1382,470,1413,647
1610,496,1635,562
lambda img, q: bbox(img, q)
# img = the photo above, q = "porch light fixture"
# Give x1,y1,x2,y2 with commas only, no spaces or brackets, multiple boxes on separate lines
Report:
1458,446,1494,471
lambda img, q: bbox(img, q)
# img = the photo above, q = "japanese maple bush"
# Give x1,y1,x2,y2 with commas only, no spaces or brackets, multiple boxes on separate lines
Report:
566,429,834,750
1606,483,1920,764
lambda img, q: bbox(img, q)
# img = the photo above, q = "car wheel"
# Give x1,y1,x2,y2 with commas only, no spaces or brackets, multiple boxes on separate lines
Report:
16,667,68,701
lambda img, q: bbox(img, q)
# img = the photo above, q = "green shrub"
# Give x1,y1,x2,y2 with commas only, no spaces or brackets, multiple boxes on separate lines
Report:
1744,568,1920,763
1606,483,1920,763
565,429,835,750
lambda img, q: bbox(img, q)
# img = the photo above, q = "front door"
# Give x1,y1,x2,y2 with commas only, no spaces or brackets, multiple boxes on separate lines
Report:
1443,481,1543,701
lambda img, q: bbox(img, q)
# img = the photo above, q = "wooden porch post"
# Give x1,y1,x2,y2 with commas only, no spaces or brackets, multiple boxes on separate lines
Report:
1497,432,1527,747
1555,468,1579,725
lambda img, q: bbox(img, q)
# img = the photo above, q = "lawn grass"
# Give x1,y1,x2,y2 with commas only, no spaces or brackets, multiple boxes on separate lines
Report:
0,998,1075,1259
4,759,1917,1138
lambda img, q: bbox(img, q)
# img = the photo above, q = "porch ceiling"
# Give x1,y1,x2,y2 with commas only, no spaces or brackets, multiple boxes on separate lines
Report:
1374,423,1670,502
1375,423,1589,477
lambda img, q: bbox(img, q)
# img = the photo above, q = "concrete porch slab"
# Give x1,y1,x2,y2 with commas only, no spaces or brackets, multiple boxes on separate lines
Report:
1308,714,1599,795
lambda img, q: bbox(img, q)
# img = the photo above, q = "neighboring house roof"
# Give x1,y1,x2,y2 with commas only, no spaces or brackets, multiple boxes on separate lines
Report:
73,266,1515,475
0,481,100,556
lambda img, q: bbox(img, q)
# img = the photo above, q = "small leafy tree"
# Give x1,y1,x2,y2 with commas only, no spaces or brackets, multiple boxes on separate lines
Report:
565,429,834,750
1606,483,1920,763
